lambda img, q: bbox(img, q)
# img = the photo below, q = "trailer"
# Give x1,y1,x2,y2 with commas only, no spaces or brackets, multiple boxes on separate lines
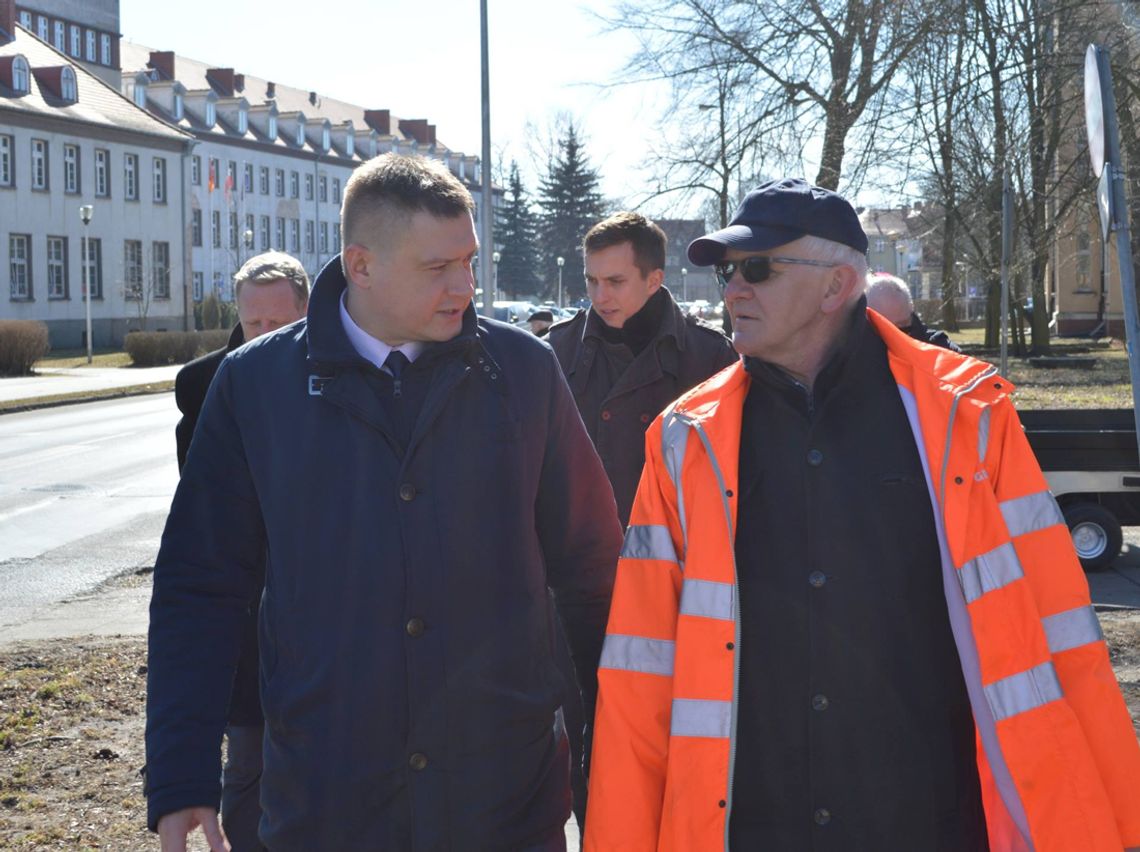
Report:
1020,408,1140,570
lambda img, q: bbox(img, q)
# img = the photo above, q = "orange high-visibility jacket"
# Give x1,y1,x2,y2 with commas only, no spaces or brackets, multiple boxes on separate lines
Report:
586,312,1140,852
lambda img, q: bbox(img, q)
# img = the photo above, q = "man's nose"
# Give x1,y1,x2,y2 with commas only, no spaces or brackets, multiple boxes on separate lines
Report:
724,271,751,301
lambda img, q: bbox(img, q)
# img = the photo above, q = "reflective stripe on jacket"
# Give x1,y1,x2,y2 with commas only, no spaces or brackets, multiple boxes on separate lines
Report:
585,310,1140,852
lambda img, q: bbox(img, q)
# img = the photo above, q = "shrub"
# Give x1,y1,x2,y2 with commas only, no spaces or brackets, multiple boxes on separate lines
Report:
124,330,233,367
0,320,50,376
200,293,221,330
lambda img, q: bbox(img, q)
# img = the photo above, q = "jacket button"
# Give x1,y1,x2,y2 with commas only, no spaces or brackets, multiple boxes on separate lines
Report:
399,483,417,501
406,618,425,637
601,410,612,421
806,449,823,466
808,571,826,588
812,694,829,711
409,752,428,771
814,808,831,826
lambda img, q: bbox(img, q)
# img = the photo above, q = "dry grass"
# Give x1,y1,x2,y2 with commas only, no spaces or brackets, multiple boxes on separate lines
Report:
33,351,134,370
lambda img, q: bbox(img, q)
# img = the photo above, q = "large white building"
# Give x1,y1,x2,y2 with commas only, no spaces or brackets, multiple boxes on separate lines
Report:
0,3,193,348
118,43,493,307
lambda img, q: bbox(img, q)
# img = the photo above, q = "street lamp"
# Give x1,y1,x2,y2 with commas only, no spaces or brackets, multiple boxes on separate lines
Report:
556,256,565,309
243,227,254,260
681,267,688,303
492,250,501,300
79,204,94,364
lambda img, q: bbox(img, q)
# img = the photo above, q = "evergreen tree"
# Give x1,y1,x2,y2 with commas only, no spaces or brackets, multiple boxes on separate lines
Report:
537,122,604,304
495,162,542,300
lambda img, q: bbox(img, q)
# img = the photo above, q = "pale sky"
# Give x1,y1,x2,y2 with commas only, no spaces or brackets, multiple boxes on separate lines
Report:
118,0,672,211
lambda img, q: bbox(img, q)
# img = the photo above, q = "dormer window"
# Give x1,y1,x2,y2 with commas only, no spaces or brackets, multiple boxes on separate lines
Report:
12,56,30,95
133,82,146,108
238,109,248,135
173,93,183,120
205,101,216,127
60,67,77,103
268,116,277,140
296,125,304,147
345,135,355,157
322,127,330,151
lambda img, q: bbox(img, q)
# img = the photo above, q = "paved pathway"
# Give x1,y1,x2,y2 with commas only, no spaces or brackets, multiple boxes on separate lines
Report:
0,365,181,404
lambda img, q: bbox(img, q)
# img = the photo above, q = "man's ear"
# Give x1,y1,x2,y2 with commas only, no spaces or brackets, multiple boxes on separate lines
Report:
342,243,373,291
646,267,665,295
820,265,859,315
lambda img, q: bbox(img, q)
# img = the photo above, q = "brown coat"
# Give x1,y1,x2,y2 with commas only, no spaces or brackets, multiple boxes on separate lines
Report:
547,292,737,526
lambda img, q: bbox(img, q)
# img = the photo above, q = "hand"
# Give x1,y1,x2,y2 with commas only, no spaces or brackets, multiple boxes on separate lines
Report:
157,807,229,852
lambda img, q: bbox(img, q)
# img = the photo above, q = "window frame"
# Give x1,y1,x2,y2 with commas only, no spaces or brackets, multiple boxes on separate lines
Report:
46,235,68,300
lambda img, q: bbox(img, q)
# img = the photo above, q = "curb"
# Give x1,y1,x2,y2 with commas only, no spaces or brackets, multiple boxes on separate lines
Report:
0,381,175,415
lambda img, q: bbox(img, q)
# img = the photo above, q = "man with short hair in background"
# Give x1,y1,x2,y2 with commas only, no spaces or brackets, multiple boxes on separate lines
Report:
865,271,960,352
170,250,309,852
148,153,621,851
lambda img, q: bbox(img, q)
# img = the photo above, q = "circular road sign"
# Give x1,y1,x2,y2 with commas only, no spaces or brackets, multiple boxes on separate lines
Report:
1085,44,1106,178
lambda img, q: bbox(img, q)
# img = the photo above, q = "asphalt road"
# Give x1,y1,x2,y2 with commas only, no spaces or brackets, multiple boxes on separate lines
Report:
0,393,178,632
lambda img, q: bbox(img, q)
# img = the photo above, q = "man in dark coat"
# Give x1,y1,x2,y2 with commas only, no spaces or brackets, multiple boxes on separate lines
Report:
865,272,961,352
545,212,736,832
171,251,308,852
547,212,738,528
147,153,622,852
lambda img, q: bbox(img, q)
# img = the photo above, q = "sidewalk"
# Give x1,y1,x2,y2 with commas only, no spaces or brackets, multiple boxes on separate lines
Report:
0,364,181,407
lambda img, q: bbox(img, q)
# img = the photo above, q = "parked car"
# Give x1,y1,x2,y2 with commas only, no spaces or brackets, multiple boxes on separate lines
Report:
492,301,540,324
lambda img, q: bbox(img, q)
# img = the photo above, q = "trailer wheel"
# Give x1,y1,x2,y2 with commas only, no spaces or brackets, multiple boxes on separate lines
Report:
1062,503,1123,571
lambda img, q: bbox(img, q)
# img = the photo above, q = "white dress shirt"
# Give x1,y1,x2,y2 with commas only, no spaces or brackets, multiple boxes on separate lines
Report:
339,292,423,374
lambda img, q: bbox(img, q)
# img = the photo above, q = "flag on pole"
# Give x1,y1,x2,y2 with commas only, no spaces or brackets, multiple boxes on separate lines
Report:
224,173,234,205
207,160,216,193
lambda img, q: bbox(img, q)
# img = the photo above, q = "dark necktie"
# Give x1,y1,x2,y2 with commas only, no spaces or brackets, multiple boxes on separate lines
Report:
384,350,410,398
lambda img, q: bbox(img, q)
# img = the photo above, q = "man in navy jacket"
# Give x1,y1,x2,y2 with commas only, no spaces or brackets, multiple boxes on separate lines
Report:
146,153,623,851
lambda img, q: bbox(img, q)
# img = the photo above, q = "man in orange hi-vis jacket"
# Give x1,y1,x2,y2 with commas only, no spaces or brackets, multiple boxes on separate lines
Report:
585,178,1140,852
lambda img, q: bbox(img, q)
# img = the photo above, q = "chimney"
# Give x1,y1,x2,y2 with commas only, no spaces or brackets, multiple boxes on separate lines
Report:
399,118,430,145
364,109,390,135
147,50,175,81
427,124,436,146
206,67,235,97
266,80,276,99
308,91,318,106
233,73,244,93
0,0,15,43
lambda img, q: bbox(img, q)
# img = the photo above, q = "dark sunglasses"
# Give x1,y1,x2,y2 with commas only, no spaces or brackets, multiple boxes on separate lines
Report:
715,256,840,289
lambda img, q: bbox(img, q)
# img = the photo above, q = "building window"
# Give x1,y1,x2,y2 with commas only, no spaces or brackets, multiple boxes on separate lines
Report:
0,135,12,187
60,67,77,102
18,11,31,29
85,30,96,62
37,15,47,40
100,34,111,66
94,149,109,197
333,224,341,253
318,175,328,202
208,157,219,192
244,213,255,246
290,171,299,198
47,236,68,299
333,178,341,203
133,83,146,109
275,217,285,250
212,271,225,300
173,93,183,120
153,157,166,203
320,222,329,254
259,166,269,195
191,209,202,247
212,211,221,248
275,169,284,197
305,220,314,254
12,56,29,94
31,139,48,190
305,173,313,200
290,219,300,253
152,242,170,298
259,215,270,251
53,21,65,51
83,238,102,299
193,271,204,301
9,234,31,299
205,102,216,127
227,160,236,194
70,25,81,58
229,212,238,249
124,153,138,200
191,155,201,186
243,162,253,194
268,116,277,140
63,144,79,194
123,240,143,300
236,109,248,135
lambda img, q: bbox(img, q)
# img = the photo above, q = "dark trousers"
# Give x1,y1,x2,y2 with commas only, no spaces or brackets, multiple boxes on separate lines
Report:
222,724,265,852
552,623,586,840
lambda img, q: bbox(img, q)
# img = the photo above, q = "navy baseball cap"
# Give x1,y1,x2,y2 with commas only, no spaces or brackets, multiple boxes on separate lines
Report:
687,178,868,266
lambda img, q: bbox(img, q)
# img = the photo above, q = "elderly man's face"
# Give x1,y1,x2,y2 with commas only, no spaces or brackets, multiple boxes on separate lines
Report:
721,239,837,365
237,278,307,341
866,289,913,328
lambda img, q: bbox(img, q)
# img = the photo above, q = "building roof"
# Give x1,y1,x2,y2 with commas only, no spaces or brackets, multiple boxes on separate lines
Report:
0,25,190,143
118,40,474,164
